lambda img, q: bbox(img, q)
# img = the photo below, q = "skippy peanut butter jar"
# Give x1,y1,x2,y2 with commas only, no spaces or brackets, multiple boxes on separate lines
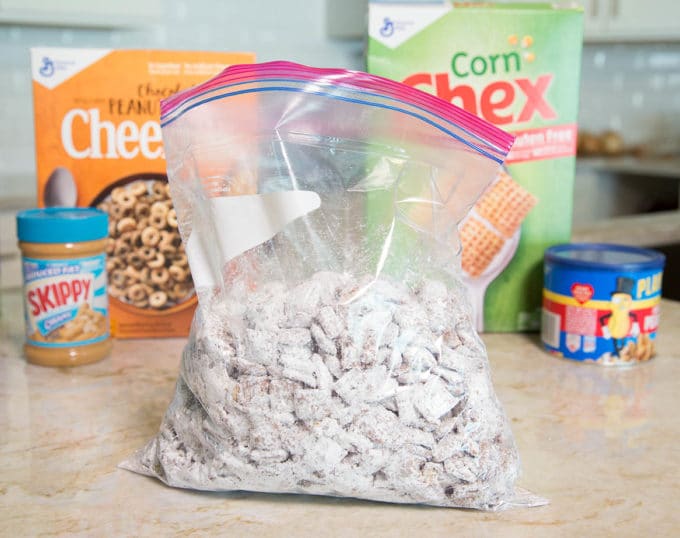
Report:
17,208,112,366
367,2,584,332
30,48,255,337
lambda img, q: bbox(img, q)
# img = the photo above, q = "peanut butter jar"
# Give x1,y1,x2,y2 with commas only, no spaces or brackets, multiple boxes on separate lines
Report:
17,208,112,366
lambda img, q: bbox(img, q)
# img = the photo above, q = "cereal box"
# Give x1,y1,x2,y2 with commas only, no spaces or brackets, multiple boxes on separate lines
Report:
31,48,255,338
367,1,583,331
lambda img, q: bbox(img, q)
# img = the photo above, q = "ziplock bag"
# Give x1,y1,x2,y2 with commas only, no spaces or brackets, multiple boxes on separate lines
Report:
122,61,546,510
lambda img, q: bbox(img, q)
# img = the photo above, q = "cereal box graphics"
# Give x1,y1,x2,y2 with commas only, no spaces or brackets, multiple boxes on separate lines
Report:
31,48,256,338
367,2,584,332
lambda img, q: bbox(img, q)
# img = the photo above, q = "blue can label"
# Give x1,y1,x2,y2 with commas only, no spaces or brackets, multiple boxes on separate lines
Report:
542,263,663,365
22,254,109,347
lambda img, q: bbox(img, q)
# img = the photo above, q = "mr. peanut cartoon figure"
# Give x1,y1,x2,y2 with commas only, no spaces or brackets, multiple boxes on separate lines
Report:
599,276,640,357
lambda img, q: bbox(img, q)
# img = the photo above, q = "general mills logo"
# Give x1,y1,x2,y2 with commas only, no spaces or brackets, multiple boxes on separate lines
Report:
39,57,55,77
379,17,395,37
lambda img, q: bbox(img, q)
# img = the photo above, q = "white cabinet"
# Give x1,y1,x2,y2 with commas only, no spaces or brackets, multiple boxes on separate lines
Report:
0,0,161,28
583,0,680,41
607,0,680,40
581,0,606,40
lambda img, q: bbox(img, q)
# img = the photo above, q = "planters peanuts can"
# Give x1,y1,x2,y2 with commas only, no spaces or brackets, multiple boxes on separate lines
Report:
542,243,665,365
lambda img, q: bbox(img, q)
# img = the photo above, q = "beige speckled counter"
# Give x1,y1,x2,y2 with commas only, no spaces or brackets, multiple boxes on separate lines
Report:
1,290,679,536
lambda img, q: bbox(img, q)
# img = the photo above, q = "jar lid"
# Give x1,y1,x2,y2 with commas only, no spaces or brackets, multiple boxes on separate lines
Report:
17,208,109,244
545,243,665,272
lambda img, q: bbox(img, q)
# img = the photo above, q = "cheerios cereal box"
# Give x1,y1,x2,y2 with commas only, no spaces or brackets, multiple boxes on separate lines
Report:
31,48,255,338
367,2,583,332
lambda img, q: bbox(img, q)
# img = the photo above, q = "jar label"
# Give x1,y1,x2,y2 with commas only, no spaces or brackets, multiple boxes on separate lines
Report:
542,264,663,365
22,254,109,347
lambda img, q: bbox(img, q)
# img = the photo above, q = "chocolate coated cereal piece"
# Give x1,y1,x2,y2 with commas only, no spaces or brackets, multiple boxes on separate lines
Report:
413,376,461,423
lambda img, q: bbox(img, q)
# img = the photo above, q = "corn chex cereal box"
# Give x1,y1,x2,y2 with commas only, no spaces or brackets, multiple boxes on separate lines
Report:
367,1,583,332
31,48,255,338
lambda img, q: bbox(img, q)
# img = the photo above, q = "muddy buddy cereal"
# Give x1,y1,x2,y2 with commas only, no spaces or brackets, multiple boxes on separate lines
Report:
98,179,193,310
124,272,526,509
124,62,545,509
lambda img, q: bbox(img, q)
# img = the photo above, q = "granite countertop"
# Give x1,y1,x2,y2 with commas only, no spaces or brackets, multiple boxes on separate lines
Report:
1,290,679,536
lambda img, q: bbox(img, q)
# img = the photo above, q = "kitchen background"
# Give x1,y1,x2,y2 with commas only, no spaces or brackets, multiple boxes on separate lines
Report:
1,0,679,294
